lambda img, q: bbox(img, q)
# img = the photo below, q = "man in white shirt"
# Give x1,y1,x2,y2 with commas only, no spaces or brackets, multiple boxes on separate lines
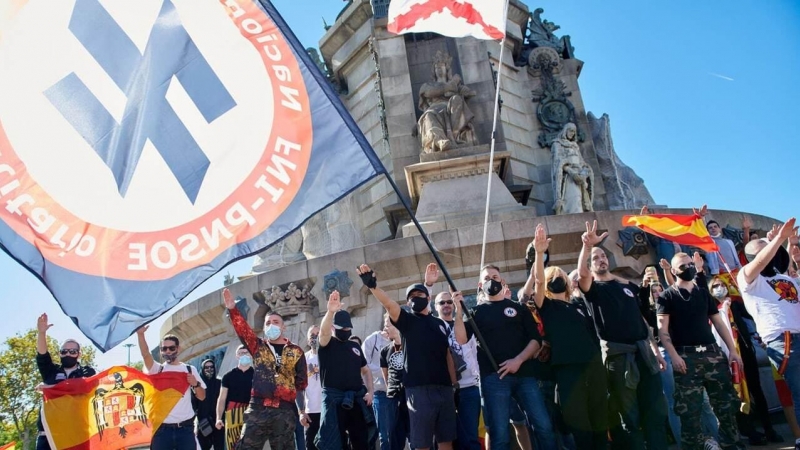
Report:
301,325,323,450
737,218,800,448
136,326,206,450
706,220,743,275
362,322,391,450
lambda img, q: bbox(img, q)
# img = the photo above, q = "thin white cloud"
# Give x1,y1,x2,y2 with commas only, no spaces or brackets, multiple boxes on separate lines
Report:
708,72,734,82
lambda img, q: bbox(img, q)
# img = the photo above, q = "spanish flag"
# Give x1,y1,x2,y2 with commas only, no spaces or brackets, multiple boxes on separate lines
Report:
42,366,188,450
0,441,16,450
622,213,719,253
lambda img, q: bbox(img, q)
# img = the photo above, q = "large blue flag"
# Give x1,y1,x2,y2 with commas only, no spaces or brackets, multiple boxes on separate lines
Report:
0,0,385,350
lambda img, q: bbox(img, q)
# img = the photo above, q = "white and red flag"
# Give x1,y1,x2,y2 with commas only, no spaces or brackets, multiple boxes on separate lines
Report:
388,0,506,40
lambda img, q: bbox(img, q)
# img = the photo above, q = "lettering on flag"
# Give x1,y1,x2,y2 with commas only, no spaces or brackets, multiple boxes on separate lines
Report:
388,0,506,40
0,0,384,350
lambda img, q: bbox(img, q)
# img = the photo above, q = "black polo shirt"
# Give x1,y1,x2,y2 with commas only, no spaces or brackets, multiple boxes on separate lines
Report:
471,299,542,377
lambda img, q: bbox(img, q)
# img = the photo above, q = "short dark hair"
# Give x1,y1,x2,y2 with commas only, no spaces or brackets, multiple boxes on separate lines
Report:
162,334,180,347
266,312,285,322
706,220,719,229
481,264,501,273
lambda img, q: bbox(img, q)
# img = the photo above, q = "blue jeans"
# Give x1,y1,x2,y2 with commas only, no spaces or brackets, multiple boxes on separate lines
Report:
295,416,305,450
767,333,800,427
373,390,393,450
455,385,481,450
660,349,720,446
481,373,557,450
151,424,196,450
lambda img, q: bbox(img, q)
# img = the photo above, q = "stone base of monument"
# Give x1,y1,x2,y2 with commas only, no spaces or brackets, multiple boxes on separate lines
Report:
402,150,534,238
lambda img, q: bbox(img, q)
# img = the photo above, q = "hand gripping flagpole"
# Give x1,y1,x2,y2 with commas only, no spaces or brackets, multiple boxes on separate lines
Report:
479,1,510,271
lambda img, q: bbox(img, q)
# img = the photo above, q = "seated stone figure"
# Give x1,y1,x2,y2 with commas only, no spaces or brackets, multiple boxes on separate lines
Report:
417,50,477,153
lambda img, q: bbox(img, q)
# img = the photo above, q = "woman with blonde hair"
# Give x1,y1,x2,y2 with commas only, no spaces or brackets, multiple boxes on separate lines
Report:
527,223,607,449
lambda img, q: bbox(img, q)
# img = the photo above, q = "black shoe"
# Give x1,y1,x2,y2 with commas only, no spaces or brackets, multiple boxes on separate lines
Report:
765,428,785,443
747,431,768,446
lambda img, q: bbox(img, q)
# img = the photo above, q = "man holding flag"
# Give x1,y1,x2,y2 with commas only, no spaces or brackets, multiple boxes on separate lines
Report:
136,327,206,450
35,313,97,450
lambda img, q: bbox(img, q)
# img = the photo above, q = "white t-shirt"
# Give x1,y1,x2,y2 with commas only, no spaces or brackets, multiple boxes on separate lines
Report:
738,271,800,343
304,351,322,414
443,321,480,389
148,362,206,424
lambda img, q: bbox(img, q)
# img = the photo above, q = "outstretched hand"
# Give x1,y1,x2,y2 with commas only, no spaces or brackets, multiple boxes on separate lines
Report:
37,313,53,334
222,288,236,310
424,263,439,286
533,223,551,253
742,214,753,230
357,264,378,289
692,251,704,272
327,290,342,313
775,218,798,243
693,204,708,217
581,220,608,247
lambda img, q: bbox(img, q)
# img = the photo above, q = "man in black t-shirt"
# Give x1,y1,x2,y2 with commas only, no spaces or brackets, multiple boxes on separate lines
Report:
357,264,457,450
216,345,254,450
657,252,744,449
471,264,557,450
577,220,668,450
317,290,376,450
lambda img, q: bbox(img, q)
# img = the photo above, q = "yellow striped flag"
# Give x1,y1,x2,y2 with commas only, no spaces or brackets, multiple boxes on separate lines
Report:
42,366,188,450
0,441,16,450
622,213,719,253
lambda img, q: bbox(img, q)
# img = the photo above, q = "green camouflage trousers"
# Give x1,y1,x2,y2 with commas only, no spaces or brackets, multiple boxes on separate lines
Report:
236,402,296,450
673,349,745,450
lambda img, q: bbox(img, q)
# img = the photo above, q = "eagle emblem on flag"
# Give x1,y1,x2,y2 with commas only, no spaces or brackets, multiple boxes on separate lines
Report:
92,373,148,439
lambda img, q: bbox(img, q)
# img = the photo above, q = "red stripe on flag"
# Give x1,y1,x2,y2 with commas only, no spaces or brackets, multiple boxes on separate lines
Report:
389,0,504,39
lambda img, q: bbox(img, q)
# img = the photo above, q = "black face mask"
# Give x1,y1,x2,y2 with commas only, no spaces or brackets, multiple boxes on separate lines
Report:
676,266,696,282
334,329,352,341
409,296,429,313
482,279,503,297
60,356,78,368
547,277,567,294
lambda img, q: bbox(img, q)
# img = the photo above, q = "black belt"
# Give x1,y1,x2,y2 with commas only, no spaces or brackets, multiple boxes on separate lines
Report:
160,418,194,428
676,343,719,354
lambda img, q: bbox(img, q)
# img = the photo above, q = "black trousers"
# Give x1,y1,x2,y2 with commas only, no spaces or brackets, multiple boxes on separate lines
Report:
305,412,321,450
606,353,669,450
337,404,368,450
197,426,226,450
736,339,775,434
555,358,608,450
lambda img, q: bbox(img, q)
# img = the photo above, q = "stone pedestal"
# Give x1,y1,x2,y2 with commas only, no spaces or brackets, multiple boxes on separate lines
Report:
402,150,533,237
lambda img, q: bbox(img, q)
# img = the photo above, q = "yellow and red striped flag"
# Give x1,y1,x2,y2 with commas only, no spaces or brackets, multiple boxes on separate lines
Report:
0,441,16,450
42,366,188,450
621,213,719,253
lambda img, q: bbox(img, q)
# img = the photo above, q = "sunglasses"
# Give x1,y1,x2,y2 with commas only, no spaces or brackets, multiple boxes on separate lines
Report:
161,345,177,352
437,300,453,305
711,284,723,289
677,263,695,272
60,349,79,356
203,366,214,370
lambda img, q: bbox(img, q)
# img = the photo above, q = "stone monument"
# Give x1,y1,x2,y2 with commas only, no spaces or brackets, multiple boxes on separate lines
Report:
551,123,593,214
416,50,477,153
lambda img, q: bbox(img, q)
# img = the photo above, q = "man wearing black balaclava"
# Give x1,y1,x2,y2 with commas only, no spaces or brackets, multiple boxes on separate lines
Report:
35,313,96,450
193,359,224,450
356,264,457,450
738,217,800,448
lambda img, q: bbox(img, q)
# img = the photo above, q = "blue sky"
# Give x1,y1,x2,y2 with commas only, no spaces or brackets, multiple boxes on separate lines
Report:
1,0,799,369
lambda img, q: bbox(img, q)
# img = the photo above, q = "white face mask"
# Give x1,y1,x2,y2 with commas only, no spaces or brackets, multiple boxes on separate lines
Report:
712,286,728,299
265,324,281,341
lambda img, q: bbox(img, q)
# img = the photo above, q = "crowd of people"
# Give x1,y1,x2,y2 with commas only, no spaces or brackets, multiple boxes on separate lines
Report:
34,211,800,450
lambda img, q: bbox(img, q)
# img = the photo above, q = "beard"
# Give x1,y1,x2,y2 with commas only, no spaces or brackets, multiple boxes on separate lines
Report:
593,266,608,275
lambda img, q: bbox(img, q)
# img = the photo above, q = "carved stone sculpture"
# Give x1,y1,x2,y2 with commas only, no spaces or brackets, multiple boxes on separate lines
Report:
254,281,317,318
551,123,593,214
417,51,477,154
526,8,574,59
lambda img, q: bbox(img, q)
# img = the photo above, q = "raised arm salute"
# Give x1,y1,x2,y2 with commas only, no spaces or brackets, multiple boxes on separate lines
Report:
577,220,669,450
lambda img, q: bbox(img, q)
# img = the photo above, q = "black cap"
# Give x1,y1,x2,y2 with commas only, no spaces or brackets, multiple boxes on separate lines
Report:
333,310,353,329
405,283,429,300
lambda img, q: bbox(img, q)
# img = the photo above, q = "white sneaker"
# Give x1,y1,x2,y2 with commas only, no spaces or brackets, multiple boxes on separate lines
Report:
703,438,721,450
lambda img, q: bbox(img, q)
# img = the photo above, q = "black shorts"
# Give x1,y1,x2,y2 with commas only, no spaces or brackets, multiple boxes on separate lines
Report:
406,385,457,447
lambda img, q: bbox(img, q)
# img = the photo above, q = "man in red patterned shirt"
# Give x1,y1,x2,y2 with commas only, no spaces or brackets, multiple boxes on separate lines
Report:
223,288,308,450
